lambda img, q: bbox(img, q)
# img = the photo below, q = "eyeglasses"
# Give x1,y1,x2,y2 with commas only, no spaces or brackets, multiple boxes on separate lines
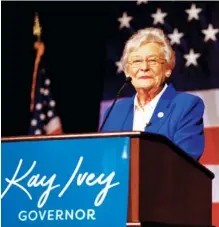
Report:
127,56,166,68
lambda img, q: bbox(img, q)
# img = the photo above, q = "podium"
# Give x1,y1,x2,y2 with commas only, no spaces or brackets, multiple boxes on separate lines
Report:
1,132,214,227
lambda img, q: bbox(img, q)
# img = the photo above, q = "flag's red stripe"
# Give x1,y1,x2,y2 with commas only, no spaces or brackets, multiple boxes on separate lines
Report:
200,127,219,165
212,203,219,227
48,127,63,135
200,127,219,227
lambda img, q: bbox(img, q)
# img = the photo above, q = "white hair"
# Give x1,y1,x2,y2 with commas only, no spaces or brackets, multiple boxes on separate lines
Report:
121,27,176,73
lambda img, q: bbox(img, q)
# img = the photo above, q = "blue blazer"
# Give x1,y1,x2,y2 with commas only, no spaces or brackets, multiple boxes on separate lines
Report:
100,83,205,160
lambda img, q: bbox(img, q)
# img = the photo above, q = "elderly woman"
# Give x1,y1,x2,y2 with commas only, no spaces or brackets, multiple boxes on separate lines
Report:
101,27,205,160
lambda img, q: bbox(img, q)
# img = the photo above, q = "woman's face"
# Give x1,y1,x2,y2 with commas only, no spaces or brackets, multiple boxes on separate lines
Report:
126,42,171,91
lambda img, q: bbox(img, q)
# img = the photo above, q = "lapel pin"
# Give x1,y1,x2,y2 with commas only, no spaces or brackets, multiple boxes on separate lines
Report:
157,112,164,118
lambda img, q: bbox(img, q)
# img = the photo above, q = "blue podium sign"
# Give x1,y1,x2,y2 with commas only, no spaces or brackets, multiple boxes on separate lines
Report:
1,137,130,227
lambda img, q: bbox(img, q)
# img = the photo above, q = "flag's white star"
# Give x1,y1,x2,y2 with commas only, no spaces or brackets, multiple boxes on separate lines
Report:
118,12,133,29
47,111,53,117
49,100,56,107
136,0,148,5
202,24,219,42
168,28,184,45
40,114,46,120
184,49,201,67
40,88,44,94
115,60,123,74
35,129,42,135
45,79,50,86
44,89,49,96
36,103,42,110
185,4,202,21
151,8,167,25
31,119,37,126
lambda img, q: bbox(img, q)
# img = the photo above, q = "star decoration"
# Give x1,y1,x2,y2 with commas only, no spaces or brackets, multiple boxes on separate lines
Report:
185,4,202,21
115,60,123,74
136,0,148,5
168,28,184,45
151,8,167,25
202,24,219,42
184,49,201,67
117,12,133,29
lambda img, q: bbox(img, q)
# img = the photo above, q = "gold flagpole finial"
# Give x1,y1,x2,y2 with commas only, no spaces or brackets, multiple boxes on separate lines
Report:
33,13,42,41
30,12,44,112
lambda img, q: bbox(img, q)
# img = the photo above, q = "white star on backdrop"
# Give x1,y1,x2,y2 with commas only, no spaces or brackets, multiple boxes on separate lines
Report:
185,4,202,21
151,8,167,25
184,49,201,67
202,24,219,42
118,12,133,29
115,60,123,74
136,0,148,5
168,28,184,45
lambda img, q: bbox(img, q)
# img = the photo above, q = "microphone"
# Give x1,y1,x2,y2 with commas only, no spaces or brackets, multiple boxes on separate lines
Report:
99,77,132,131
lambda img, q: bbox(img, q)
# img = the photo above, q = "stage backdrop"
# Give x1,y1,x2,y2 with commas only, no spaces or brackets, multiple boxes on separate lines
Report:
99,2,219,227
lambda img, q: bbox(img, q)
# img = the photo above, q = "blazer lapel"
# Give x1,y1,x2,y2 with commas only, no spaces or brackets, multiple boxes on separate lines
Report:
145,83,177,133
121,96,135,131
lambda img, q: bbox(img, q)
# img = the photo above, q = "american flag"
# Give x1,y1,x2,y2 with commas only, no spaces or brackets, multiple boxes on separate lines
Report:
100,1,219,226
29,14,63,136
29,60,63,135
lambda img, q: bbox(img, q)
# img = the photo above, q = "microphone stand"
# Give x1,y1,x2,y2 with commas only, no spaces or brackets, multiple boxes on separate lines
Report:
99,77,132,131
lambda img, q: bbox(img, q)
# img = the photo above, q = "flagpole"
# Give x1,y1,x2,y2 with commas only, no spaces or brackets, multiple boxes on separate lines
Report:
30,13,45,112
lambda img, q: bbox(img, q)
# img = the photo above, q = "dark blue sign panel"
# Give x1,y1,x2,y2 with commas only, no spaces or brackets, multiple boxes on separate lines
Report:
1,137,130,227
